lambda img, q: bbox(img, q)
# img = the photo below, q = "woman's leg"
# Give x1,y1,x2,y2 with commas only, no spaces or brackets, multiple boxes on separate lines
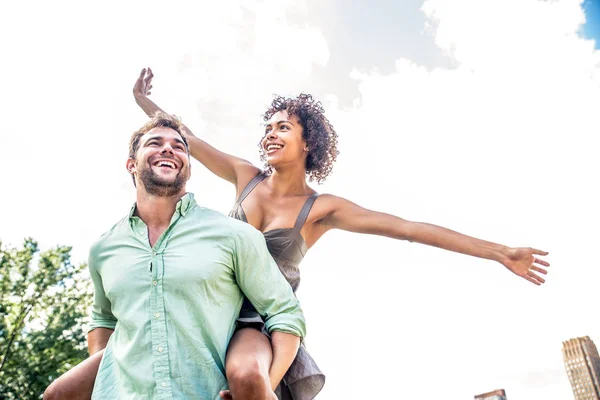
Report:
43,350,103,400
220,328,277,400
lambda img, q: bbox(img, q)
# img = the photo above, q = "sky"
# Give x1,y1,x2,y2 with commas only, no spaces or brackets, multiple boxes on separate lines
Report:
583,0,600,46
0,0,599,398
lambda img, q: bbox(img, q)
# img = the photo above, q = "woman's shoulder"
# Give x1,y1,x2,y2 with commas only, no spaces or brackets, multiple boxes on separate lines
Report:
300,192,343,225
234,165,264,195
309,192,344,208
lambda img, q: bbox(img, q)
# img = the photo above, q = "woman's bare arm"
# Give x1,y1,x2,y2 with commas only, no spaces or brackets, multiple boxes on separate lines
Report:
318,195,550,285
133,68,260,186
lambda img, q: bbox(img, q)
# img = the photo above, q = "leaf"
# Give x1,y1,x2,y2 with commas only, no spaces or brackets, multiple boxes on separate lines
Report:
0,239,92,399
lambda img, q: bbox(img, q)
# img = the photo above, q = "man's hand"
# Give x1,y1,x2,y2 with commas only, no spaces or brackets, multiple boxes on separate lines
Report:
501,247,550,285
133,67,154,99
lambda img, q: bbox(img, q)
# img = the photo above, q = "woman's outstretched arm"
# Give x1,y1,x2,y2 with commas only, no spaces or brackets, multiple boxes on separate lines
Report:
132,68,260,186
318,195,549,285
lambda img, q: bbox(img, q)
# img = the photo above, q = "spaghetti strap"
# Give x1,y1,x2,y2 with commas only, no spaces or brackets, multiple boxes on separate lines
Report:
293,194,320,230
235,172,267,204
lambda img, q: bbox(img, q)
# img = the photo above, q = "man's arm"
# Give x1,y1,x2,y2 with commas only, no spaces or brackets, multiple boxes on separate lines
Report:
87,243,118,354
233,226,306,389
269,332,300,390
87,328,113,355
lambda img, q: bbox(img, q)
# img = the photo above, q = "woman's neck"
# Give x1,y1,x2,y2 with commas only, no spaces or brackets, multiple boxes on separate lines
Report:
267,166,311,197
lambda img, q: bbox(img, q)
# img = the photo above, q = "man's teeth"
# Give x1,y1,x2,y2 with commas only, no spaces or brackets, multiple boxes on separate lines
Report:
267,144,283,151
156,161,176,169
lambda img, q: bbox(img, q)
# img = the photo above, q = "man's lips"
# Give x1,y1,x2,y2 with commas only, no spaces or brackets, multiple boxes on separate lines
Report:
152,159,178,169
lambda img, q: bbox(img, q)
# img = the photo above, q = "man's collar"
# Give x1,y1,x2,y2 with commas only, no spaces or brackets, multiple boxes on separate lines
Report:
176,192,195,216
128,192,196,220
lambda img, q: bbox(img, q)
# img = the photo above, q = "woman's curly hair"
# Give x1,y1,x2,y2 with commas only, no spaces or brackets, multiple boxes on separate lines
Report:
259,94,339,184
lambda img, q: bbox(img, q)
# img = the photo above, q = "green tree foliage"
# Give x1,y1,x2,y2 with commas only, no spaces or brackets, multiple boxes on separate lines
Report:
0,238,92,399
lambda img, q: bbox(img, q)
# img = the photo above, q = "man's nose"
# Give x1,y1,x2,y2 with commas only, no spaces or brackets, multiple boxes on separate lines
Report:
160,143,174,154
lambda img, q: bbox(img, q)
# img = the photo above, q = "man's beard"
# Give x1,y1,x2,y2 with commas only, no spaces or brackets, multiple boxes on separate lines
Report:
139,164,188,197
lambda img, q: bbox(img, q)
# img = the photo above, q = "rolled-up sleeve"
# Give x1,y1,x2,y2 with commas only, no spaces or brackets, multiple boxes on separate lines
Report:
233,227,306,340
87,243,117,332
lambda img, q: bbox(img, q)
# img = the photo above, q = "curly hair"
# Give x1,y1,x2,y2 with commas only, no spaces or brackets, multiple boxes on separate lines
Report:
260,94,339,184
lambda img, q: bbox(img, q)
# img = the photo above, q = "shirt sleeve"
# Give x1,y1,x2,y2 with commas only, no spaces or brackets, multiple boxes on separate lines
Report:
233,226,306,340
87,241,118,332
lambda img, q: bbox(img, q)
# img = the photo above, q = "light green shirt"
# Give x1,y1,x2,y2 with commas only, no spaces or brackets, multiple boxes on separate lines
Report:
89,193,306,400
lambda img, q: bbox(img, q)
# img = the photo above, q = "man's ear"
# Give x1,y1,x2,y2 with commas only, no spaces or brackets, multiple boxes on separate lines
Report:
126,159,136,175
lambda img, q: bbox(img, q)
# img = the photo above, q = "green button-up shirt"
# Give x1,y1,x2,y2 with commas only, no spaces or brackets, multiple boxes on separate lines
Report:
88,193,306,400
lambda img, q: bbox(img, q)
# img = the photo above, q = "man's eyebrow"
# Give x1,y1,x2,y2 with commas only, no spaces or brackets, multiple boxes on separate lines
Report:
143,135,162,144
174,137,186,147
143,135,186,147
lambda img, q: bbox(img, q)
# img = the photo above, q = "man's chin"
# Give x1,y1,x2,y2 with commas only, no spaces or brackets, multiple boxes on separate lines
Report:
152,176,178,186
140,171,187,197
144,184,185,198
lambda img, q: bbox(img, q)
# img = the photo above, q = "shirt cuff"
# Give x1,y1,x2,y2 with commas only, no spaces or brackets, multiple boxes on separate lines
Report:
88,319,117,333
265,315,306,341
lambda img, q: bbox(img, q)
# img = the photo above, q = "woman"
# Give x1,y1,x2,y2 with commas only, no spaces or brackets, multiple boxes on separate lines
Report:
44,68,549,400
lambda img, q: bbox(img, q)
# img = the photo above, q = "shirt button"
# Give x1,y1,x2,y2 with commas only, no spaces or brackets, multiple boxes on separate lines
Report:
155,313,160,319
157,346,163,353
161,382,167,388
152,280,157,286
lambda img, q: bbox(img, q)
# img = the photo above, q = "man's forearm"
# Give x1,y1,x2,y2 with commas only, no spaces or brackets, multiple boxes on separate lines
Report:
87,327,114,355
268,331,300,390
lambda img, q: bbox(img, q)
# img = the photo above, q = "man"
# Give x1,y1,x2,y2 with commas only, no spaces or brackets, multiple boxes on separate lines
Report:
50,112,306,399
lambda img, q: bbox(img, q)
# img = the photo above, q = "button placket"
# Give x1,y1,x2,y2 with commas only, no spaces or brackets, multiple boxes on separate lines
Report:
149,252,173,398
148,212,182,399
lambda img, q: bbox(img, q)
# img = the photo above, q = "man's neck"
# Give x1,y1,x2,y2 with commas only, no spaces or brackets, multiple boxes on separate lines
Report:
134,189,186,229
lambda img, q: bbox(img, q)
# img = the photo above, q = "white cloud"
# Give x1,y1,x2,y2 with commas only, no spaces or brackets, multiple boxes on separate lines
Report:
1,0,598,398
303,0,599,398
0,0,329,261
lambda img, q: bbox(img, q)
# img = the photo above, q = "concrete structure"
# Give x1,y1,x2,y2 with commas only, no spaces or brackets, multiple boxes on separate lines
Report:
562,336,600,400
474,388,507,400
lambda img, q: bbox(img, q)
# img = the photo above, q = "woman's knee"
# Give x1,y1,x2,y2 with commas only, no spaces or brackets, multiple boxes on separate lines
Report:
43,380,65,400
227,354,269,386
226,330,272,394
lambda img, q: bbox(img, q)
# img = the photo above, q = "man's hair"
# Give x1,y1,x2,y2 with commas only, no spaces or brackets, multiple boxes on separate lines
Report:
128,112,189,160
260,94,339,184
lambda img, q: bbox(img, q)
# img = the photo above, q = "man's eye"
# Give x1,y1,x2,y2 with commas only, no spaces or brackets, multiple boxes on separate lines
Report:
148,141,159,146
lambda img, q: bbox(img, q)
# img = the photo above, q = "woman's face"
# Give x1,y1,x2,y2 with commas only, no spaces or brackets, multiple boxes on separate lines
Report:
261,110,308,169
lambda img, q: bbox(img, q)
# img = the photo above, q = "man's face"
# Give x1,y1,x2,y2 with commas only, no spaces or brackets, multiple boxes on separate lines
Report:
127,127,191,197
